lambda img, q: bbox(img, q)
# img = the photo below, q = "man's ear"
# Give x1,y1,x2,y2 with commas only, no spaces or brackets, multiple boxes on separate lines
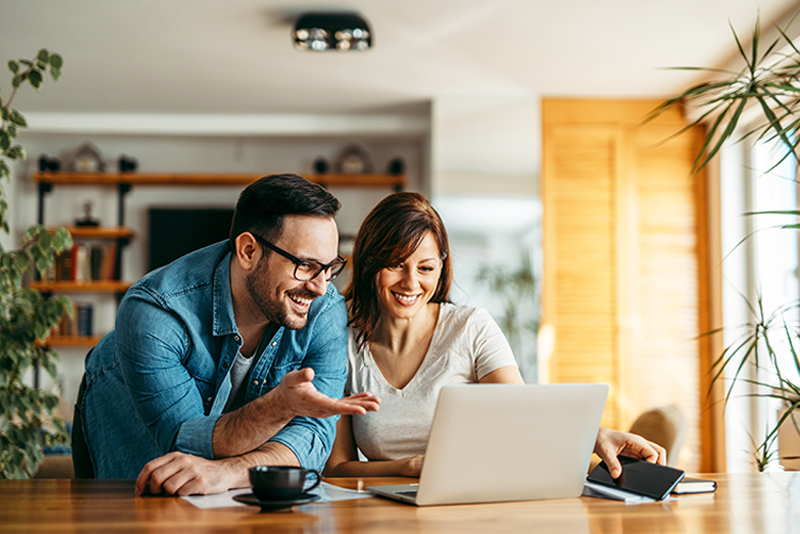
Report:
234,232,260,271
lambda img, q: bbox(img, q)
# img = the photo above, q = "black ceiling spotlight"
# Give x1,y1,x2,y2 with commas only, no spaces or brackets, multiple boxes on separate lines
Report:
293,12,372,52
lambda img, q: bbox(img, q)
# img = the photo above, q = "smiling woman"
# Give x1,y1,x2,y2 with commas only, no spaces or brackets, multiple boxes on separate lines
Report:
324,192,523,477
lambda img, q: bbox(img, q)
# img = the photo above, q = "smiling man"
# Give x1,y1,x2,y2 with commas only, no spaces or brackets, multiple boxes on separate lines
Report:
71,174,380,495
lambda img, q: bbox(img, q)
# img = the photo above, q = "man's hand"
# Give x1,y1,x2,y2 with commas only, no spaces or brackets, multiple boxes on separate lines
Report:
593,427,667,478
134,451,246,496
278,368,381,418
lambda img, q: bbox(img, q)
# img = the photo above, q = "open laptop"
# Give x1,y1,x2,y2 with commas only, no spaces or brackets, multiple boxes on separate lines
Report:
368,383,608,506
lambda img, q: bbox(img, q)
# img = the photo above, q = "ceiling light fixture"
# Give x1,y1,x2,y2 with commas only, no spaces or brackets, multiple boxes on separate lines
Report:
293,12,372,52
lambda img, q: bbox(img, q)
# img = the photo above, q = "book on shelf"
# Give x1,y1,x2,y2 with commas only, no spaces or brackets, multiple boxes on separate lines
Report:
48,241,118,283
55,302,94,337
671,477,717,494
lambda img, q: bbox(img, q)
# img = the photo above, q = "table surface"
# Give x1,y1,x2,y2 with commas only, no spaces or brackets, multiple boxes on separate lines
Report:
1,473,798,533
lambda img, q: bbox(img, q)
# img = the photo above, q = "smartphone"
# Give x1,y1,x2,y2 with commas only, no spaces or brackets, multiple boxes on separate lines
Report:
586,456,685,500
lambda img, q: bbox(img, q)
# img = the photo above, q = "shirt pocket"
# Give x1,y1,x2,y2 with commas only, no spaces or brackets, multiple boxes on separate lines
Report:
264,357,303,390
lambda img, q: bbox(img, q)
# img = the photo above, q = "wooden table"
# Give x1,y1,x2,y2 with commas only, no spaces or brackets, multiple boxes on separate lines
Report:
1,473,798,533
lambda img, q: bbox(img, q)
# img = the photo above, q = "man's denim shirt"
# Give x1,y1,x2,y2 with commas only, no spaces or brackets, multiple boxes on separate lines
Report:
79,241,348,478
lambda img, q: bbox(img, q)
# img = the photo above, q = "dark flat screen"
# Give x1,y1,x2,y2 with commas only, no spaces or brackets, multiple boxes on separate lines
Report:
148,208,234,272
587,456,685,500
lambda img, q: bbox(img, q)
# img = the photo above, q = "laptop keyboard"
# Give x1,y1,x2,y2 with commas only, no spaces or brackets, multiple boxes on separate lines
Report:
397,490,418,497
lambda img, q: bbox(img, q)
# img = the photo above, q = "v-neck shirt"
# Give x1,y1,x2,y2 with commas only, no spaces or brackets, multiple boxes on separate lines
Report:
346,303,517,460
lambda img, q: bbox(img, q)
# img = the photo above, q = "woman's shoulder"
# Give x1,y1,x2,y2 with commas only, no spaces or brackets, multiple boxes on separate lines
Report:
438,302,493,326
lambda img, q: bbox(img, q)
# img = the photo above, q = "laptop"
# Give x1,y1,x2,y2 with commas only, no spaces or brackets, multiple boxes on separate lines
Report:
368,383,608,506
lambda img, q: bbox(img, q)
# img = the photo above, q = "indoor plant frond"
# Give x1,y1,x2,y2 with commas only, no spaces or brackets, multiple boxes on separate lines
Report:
0,49,72,479
652,13,800,470
645,15,800,174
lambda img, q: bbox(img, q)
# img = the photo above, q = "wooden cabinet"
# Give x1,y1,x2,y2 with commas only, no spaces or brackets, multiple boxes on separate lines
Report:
541,99,713,471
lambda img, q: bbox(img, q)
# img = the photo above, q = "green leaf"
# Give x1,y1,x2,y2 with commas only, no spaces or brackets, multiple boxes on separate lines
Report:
49,53,63,69
37,48,49,63
11,75,22,89
5,145,26,161
7,124,18,139
7,60,19,74
15,250,30,272
50,68,61,82
28,70,42,90
9,110,27,128
0,131,10,152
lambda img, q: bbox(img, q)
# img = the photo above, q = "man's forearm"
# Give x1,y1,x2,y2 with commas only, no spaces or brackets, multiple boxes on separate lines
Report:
217,442,301,489
212,388,294,458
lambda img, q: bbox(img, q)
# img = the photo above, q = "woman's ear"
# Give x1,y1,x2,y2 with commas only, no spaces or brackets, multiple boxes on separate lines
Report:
234,232,260,271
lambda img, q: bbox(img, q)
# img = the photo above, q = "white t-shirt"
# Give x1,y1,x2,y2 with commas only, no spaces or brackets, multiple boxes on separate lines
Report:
345,303,518,460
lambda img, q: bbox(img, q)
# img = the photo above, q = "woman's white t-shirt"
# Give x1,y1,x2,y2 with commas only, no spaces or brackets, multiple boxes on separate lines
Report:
345,303,518,460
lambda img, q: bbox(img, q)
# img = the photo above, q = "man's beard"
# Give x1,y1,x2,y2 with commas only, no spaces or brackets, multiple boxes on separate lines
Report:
246,257,317,330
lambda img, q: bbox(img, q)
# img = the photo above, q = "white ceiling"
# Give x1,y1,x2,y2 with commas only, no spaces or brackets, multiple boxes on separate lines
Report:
1,0,797,116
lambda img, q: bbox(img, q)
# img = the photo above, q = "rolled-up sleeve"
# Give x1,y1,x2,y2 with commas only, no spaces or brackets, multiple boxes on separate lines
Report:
115,290,219,459
269,293,348,471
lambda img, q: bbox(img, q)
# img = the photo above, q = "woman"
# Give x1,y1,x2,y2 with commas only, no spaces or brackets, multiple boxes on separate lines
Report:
325,192,665,478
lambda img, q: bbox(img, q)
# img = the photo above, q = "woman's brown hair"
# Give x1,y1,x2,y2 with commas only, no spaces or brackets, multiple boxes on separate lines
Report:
345,192,452,347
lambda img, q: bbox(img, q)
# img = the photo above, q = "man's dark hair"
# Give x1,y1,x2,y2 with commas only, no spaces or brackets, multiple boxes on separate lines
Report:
229,174,341,250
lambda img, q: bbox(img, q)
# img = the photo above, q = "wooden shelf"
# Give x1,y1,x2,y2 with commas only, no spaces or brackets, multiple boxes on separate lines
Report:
30,281,132,293
33,172,406,189
41,335,103,348
52,226,135,240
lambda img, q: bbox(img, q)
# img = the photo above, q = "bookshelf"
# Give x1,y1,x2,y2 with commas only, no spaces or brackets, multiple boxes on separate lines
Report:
32,171,406,350
33,171,407,189
30,281,133,293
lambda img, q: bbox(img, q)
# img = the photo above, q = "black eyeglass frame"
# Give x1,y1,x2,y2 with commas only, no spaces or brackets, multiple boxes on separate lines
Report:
251,233,347,282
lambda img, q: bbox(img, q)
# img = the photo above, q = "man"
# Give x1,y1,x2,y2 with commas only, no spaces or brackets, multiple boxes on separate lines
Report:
72,174,380,495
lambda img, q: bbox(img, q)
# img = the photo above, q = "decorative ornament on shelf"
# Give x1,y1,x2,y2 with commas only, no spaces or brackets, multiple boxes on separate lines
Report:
118,154,137,173
38,154,60,172
387,157,405,175
335,144,372,174
75,200,100,227
313,157,329,174
69,142,105,173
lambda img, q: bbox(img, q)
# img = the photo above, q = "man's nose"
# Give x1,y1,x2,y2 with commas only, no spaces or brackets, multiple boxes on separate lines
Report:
304,272,328,296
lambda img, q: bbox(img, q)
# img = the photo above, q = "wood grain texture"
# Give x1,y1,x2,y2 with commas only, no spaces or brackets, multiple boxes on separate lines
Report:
1,474,797,533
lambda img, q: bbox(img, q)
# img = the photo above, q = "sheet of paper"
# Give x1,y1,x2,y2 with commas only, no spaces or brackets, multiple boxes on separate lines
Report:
582,482,657,505
181,488,250,509
181,482,373,509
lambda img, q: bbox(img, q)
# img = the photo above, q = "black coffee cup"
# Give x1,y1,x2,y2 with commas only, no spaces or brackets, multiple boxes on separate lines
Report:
249,466,321,501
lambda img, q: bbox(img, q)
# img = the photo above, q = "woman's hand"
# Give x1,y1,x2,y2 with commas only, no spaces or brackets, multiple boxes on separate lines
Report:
594,427,667,478
400,455,425,477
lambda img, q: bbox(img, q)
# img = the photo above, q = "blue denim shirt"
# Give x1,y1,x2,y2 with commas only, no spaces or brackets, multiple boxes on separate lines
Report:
78,241,348,478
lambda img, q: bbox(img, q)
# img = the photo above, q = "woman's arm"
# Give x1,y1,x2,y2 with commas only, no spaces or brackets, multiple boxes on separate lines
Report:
478,365,524,384
324,415,423,477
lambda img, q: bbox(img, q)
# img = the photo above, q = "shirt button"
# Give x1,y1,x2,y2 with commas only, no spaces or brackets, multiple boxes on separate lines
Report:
252,380,260,386
233,335,241,343
223,362,229,369
271,341,277,346
207,396,213,402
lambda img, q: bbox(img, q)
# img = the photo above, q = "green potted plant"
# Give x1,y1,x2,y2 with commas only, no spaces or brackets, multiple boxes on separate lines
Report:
0,49,73,478
649,16,800,470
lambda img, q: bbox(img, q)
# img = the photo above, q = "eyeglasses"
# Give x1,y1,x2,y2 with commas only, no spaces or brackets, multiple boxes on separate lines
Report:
251,233,347,282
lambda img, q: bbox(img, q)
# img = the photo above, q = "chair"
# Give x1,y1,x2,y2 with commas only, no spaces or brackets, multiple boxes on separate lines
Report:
33,455,74,478
628,405,687,467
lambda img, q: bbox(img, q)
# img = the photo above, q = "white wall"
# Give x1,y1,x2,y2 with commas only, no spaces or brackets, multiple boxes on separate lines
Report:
430,95,541,381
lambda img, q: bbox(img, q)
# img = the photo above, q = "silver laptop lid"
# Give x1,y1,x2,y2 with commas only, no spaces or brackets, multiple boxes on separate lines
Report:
415,383,608,506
